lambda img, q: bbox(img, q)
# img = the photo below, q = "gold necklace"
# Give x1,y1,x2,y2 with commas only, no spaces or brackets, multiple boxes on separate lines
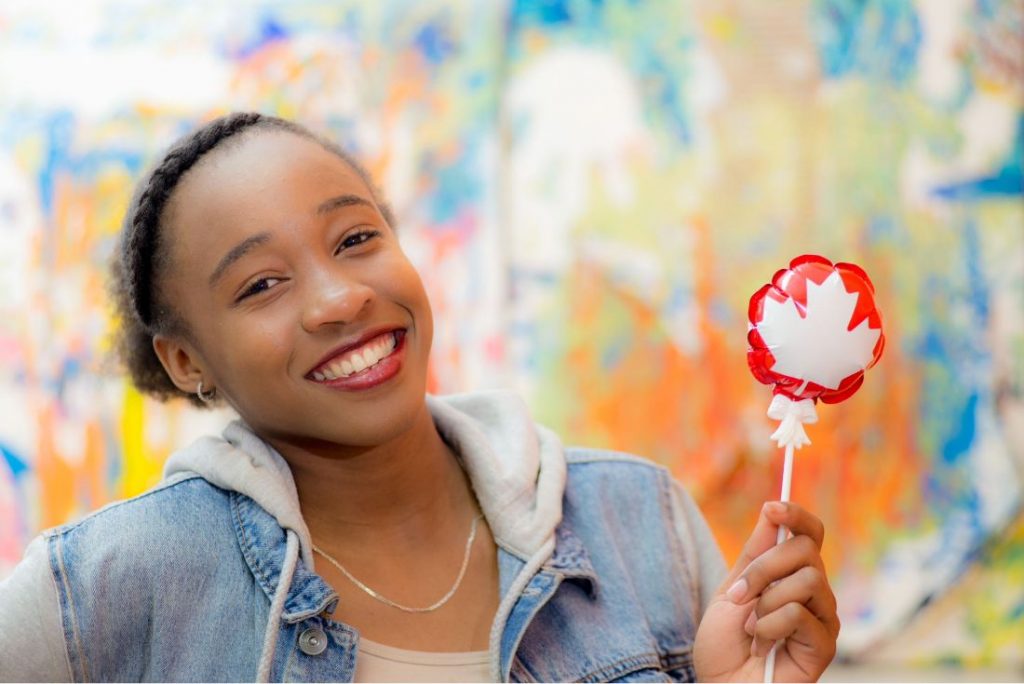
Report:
312,513,484,614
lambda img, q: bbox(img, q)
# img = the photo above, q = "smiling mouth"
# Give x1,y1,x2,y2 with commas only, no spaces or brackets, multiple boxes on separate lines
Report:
309,330,404,381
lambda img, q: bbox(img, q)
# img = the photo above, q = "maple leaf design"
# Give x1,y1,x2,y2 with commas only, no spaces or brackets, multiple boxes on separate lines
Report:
756,270,882,390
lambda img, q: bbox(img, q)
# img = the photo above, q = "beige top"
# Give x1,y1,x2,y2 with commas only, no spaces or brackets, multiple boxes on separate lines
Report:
354,637,491,683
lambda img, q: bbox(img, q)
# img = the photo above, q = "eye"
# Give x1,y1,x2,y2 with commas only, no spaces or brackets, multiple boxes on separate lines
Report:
237,276,283,302
335,229,381,255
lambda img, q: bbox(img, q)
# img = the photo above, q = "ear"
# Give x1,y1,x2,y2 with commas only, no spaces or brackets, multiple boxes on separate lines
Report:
152,333,211,395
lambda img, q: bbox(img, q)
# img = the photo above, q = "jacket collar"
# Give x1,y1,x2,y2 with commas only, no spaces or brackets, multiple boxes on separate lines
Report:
497,520,599,601
231,492,337,622
544,524,599,597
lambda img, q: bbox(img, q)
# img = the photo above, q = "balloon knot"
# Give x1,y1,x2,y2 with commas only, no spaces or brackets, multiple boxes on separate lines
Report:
767,394,818,449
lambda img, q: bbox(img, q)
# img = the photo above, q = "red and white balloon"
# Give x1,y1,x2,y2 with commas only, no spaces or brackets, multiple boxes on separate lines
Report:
747,254,884,404
745,254,884,682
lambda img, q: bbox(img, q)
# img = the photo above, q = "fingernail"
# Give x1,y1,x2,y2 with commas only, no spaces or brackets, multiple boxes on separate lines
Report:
765,501,786,515
726,578,748,603
744,610,757,636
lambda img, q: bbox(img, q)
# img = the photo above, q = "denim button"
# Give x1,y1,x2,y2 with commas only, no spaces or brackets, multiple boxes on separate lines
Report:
298,627,327,656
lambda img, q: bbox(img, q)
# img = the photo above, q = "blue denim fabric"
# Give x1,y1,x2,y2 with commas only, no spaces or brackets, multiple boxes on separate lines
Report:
44,449,711,682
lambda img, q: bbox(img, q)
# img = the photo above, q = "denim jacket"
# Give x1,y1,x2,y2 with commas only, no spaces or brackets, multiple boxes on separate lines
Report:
0,391,725,682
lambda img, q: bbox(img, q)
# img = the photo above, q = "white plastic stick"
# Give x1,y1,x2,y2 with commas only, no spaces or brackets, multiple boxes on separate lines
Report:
763,443,794,683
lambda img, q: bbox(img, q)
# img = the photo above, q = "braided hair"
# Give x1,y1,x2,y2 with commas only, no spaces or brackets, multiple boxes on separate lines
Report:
110,112,395,407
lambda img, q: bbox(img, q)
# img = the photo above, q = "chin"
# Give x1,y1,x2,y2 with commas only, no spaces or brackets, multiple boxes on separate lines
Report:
263,385,430,450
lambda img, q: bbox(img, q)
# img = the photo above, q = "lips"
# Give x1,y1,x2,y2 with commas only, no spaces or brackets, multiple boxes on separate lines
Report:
306,327,406,380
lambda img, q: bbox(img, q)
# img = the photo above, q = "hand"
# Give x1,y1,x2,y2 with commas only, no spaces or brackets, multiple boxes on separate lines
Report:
694,501,839,682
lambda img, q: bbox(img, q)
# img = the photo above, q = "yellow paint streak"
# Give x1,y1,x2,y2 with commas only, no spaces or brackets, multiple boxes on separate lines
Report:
120,386,159,498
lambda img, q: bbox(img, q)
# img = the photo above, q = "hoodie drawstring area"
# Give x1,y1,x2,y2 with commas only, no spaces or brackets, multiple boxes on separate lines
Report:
162,393,566,681
256,530,300,683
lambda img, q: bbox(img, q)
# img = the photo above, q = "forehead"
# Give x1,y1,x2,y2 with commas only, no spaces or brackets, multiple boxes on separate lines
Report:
164,130,375,261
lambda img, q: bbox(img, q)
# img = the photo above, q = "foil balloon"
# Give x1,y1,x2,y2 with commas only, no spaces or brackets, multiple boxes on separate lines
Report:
748,254,884,406
745,254,884,682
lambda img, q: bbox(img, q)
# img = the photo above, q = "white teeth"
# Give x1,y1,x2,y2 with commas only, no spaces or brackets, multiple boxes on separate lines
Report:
313,331,400,381
352,353,368,372
366,345,383,365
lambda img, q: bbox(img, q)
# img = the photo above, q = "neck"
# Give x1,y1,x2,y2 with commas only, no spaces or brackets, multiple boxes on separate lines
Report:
265,401,478,553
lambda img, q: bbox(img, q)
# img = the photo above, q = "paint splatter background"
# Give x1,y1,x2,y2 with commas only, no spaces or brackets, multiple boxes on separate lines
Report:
1,0,1021,674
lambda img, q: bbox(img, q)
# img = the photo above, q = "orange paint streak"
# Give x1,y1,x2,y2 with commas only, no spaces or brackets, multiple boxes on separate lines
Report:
556,215,764,562
36,407,74,529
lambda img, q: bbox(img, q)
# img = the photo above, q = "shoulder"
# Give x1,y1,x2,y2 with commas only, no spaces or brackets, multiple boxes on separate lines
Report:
565,445,669,470
560,446,681,542
561,445,727,609
32,476,265,681
45,475,238,577
48,474,229,538
563,446,677,502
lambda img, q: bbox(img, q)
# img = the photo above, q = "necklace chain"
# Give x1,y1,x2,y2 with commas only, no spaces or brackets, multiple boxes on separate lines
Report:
312,513,484,614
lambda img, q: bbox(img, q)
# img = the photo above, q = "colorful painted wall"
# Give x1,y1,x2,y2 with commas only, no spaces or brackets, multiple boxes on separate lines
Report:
1,0,1021,670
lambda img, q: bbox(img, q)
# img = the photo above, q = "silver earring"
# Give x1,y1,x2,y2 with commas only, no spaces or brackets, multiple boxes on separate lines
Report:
196,381,216,403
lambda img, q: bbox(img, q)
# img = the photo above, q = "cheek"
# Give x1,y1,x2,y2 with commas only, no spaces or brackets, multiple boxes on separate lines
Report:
390,258,433,338
201,308,297,383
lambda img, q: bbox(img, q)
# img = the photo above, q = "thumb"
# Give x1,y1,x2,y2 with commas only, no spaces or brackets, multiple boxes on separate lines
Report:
717,501,785,594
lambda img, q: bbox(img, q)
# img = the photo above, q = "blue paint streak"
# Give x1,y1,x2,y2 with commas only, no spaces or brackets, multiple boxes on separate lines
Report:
423,142,484,227
414,20,456,65
932,165,1024,199
0,443,28,480
511,0,574,27
874,0,921,84
37,111,74,216
812,0,869,78
226,15,289,59
811,0,921,84
913,215,995,538
634,51,692,145
35,111,145,229
941,392,977,465
963,219,990,325
932,116,1024,200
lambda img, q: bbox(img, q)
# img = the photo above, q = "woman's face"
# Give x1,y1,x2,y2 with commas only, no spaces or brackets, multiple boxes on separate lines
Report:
156,130,433,449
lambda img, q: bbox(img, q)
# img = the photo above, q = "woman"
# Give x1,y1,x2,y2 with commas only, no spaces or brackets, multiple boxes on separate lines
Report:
0,113,838,682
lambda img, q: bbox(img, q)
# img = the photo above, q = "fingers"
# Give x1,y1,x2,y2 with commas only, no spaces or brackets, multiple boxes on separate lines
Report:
721,501,825,591
717,502,837,680
727,533,824,605
749,565,840,640
749,602,837,666
767,501,825,549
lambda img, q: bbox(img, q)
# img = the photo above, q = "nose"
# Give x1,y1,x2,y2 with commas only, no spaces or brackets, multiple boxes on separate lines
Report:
300,269,375,333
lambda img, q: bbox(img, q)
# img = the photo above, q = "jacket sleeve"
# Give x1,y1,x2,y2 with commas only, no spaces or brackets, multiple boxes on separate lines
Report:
668,481,728,618
0,535,73,682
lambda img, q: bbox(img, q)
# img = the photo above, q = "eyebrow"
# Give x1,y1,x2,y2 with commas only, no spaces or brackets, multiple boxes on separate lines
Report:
317,194,375,215
208,232,272,288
